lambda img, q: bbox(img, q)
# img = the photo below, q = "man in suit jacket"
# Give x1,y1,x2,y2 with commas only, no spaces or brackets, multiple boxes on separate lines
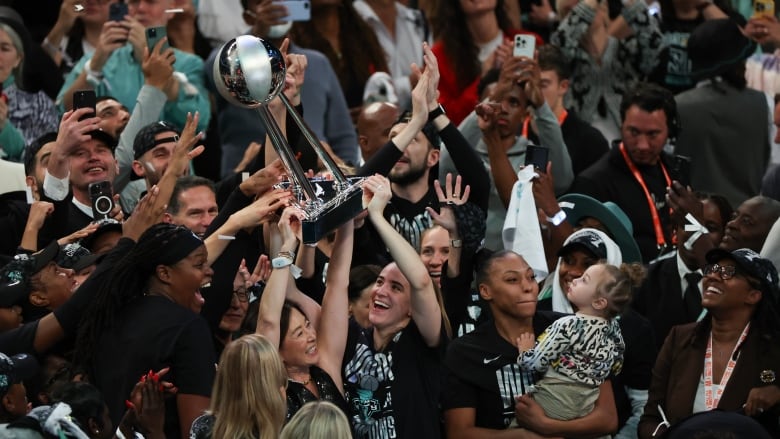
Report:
633,194,732,349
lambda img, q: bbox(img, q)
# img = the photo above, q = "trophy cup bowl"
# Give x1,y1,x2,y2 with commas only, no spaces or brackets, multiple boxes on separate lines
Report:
213,36,365,244
213,35,286,108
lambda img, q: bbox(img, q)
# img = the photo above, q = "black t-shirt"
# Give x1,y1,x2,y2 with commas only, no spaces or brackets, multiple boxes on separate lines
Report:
441,311,565,429
342,319,446,439
93,295,216,438
385,189,439,251
649,16,703,94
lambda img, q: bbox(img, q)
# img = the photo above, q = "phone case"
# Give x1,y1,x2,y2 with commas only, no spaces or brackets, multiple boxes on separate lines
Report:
280,0,311,21
513,35,536,59
146,26,170,52
109,3,128,22
754,0,775,19
73,90,97,121
89,181,114,220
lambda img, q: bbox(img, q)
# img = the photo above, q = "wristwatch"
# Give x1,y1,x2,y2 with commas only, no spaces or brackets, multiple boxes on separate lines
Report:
546,210,567,227
428,104,446,122
450,239,463,248
272,250,296,269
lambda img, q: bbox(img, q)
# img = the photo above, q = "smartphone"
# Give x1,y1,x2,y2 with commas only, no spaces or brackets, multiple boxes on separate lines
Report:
73,90,96,121
279,0,311,22
89,181,114,220
672,154,691,188
109,2,128,22
146,26,170,53
513,34,536,59
754,0,775,19
525,144,549,172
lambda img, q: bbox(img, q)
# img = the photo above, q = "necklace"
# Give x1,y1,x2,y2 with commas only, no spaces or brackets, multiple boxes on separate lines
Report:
288,376,311,386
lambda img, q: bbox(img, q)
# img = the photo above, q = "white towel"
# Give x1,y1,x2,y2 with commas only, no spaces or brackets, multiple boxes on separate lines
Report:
503,165,548,281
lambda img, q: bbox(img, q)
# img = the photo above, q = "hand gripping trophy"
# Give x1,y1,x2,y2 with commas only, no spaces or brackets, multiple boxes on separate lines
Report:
213,36,364,244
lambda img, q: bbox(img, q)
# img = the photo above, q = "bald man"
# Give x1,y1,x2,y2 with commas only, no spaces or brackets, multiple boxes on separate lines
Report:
357,102,400,163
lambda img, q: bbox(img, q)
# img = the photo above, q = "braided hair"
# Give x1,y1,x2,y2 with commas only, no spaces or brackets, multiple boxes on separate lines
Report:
74,224,201,374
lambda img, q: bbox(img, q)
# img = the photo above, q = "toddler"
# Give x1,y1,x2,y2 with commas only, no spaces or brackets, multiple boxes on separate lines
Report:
516,263,644,427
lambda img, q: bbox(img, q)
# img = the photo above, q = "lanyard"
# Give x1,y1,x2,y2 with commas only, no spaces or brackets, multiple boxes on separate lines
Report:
618,143,672,248
703,323,750,410
521,109,568,139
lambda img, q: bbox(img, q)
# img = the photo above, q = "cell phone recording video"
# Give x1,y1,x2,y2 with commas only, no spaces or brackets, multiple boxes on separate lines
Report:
146,26,170,53
89,181,115,221
73,90,97,121
672,155,691,188
513,34,536,59
525,144,549,172
109,2,128,22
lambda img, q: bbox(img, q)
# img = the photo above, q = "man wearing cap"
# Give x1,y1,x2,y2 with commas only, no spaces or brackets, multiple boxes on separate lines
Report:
120,121,182,213
571,82,684,263
674,17,770,208
0,352,38,425
41,109,123,234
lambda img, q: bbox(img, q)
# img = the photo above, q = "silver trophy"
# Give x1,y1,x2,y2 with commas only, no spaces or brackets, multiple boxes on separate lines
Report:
213,36,364,244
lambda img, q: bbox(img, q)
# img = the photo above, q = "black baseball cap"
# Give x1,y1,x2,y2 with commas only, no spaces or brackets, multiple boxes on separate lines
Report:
0,352,39,397
0,241,60,306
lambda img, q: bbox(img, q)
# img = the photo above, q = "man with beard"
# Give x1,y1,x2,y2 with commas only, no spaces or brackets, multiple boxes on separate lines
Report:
353,44,489,264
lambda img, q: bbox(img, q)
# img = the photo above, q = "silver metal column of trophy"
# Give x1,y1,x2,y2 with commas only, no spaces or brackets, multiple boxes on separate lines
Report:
213,36,364,244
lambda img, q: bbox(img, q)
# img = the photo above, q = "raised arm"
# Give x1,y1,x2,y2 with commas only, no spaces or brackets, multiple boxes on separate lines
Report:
255,207,300,347
364,174,442,346
316,220,354,392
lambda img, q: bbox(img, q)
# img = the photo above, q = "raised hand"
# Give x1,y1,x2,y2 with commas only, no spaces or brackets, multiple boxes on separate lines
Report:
142,36,175,90
278,206,304,250
427,173,470,234
362,174,392,215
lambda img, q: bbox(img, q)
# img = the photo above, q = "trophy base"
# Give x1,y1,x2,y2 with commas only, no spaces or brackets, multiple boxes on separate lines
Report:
302,181,364,244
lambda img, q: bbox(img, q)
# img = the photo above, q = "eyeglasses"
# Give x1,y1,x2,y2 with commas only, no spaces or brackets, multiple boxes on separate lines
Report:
703,264,738,280
233,289,249,302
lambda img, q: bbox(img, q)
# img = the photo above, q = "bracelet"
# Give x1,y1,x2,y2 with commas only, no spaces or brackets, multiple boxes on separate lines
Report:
42,37,61,55
546,210,567,227
84,59,104,80
428,104,446,123
84,59,104,88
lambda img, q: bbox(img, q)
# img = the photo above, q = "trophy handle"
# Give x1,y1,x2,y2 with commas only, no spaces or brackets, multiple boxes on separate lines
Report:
279,94,349,188
256,105,318,204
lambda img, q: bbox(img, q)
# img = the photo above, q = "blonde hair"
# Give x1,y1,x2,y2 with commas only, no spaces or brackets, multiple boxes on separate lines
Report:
209,334,287,439
596,263,646,319
280,401,351,439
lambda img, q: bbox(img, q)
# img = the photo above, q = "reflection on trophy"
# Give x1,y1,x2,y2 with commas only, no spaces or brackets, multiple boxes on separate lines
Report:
213,36,365,244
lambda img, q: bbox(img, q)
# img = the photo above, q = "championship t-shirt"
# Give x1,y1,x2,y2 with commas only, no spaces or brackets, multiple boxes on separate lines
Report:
342,319,446,438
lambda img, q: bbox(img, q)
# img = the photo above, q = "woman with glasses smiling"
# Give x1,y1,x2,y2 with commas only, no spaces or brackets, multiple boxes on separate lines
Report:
639,248,780,438
212,262,252,359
